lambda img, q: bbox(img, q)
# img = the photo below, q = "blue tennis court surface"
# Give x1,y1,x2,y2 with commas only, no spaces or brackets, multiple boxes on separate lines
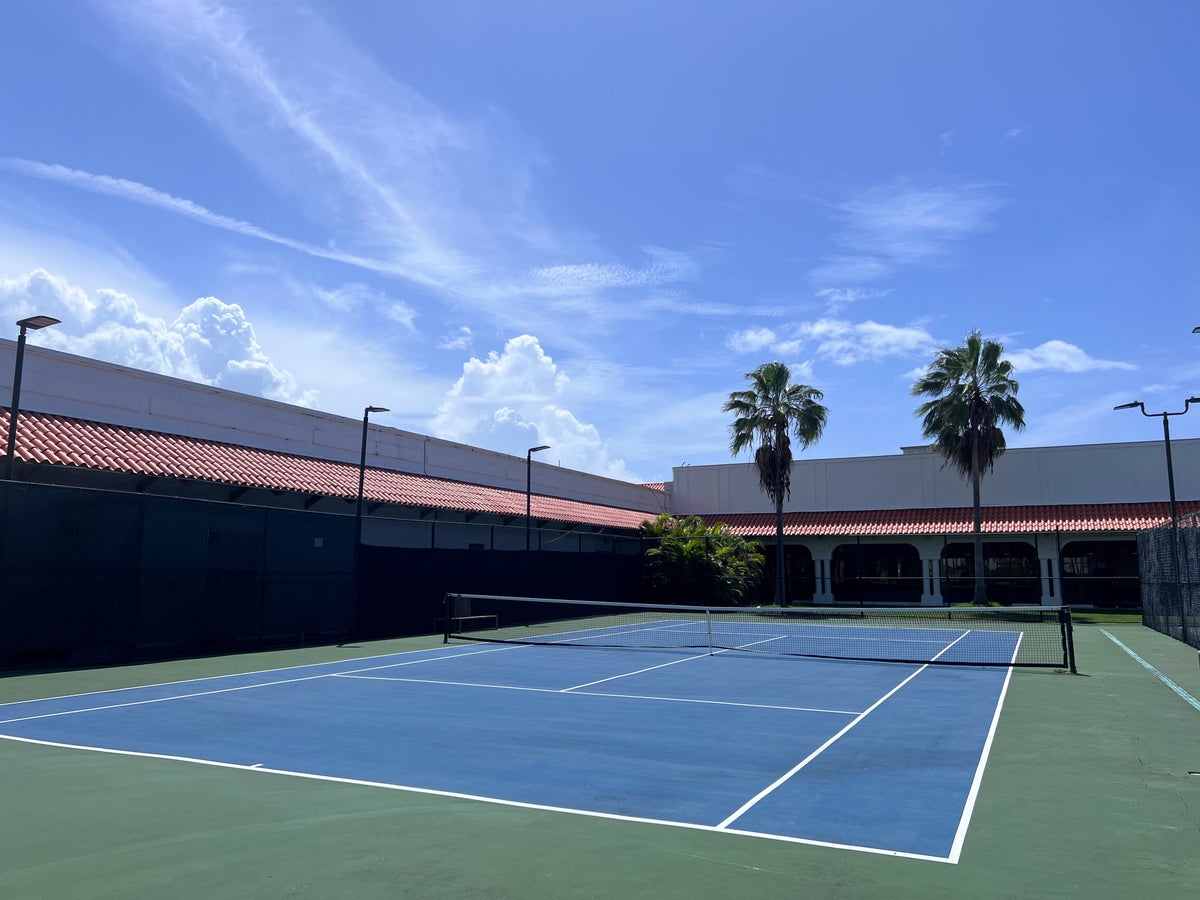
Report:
0,636,1018,863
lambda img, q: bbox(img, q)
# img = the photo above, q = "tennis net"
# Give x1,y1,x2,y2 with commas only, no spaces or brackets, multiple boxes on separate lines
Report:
442,593,1076,670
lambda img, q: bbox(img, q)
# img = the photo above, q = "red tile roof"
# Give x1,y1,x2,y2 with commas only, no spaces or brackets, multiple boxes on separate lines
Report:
1,410,654,530
3,409,1186,537
705,502,1197,537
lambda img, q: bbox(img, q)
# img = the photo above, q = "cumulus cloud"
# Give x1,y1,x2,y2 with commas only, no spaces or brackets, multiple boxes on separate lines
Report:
0,268,317,405
727,326,776,353
1006,340,1136,373
432,334,634,479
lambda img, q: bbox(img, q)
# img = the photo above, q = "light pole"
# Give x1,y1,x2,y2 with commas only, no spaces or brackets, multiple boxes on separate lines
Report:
1115,397,1200,642
526,444,550,550
357,406,390,529
1113,398,1200,523
352,406,388,638
5,315,61,480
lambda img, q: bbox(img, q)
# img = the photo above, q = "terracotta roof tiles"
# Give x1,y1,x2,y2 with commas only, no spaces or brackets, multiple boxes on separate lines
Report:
2,409,1186,537
1,410,652,531
705,502,1195,537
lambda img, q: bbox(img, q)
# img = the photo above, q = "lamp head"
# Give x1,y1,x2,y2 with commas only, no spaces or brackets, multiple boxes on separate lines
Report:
16,315,61,331
1113,401,1141,411
364,406,389,415
528,444,551,455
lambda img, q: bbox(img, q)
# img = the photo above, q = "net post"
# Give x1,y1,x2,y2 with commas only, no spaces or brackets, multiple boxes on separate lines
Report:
706,607,714,655
443,593,452,644
1060,606,1077,674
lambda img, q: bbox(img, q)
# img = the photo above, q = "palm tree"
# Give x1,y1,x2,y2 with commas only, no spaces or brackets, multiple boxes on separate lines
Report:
724,361,828,606
911,330,1025,604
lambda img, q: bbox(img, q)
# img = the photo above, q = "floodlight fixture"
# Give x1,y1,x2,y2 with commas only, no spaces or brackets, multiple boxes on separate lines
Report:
5,314,61,479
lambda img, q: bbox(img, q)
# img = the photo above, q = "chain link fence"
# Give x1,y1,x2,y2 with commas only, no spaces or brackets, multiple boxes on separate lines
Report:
1137,512,1200,649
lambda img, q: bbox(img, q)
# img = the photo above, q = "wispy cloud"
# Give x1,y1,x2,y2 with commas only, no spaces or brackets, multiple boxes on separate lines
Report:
815,286,888,312
440,326,473,351
0,158,431,284
519,246,698,297
810,177,1005,285
1004,126,1028,140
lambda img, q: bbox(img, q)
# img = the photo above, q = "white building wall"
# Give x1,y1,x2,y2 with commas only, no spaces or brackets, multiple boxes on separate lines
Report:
671,441,1200,514
1,341,669,515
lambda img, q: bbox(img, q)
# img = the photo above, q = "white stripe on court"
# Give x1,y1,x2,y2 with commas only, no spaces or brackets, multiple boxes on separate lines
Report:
1101,630,1200,713
945,632,1022,864
715,630,975,831
0,642,502,713
0,731,956,864
0,645,517,726
332,673,859,715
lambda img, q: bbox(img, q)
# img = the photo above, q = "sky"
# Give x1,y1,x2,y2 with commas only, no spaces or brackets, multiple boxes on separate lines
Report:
2,0,1199,484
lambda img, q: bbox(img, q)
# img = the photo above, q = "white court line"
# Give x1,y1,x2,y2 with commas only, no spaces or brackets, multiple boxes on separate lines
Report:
0,642,500,713
945,632,1022,863
1101,629,1200,712
715,630,974,830
333,674,859,715
0,732,954,863
0,645,517,726
560,633,788,691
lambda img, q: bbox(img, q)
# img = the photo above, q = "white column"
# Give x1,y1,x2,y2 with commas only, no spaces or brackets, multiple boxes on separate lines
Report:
911,537,944,605
920,555,944,605
812,554,835,604
1039,554,1063,606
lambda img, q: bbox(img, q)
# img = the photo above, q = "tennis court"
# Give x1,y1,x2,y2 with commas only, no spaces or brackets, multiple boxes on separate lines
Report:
0,599,1060,864
1,619,1198,898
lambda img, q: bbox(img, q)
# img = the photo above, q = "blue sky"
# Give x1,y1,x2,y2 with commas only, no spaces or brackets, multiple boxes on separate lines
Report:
2,0,1199,483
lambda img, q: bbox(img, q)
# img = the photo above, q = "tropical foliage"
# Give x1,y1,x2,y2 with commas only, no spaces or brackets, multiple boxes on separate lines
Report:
911,329,1025,604
723,361,827,606
640,514,764,606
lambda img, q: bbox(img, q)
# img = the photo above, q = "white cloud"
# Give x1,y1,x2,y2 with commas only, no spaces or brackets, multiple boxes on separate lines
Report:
0,158,424,284
727,326,776,353
737,316,937,366
814,286,888,312
0,268,316,405
1007,340,1137,373
797,318,938,365
432,334,633,479
1005,126,1028,140
312,282,418,330
439,326,473,351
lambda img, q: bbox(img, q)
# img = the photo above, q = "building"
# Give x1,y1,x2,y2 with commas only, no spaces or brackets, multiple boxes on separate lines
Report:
1,339,1195,667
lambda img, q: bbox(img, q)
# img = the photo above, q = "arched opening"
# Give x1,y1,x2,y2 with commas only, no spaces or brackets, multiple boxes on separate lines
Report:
754,543,815,605
831,542,922,604
1060,540,1140,608
941,541,1039,605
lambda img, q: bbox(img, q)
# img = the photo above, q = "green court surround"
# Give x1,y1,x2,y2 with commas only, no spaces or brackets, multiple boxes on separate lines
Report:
1,624,1197,899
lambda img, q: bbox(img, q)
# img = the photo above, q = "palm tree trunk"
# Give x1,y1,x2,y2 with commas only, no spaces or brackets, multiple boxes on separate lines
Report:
972,451,985,604
776,491,785,607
